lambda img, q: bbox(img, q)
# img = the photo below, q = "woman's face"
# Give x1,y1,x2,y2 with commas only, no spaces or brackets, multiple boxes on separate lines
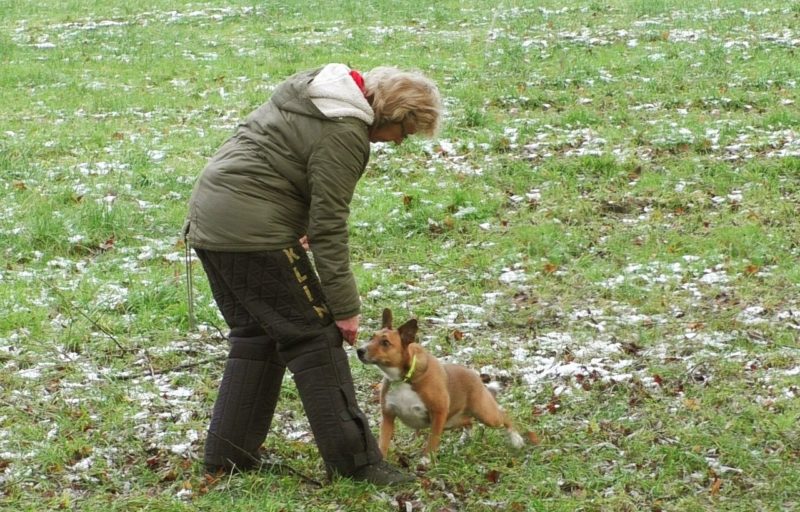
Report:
369,121,417,145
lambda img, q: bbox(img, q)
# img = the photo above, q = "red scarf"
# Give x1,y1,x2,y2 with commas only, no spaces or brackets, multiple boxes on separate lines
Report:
349,70,366,96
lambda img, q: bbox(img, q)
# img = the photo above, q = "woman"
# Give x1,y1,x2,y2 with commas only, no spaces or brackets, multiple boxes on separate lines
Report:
185,63,441,485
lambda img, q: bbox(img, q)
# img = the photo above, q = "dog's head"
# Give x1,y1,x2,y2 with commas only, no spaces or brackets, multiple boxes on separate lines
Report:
357,308,419,381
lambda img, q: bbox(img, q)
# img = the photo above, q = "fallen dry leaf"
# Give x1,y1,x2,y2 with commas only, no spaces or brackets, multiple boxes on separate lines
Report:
710,477,722,496
684,398,701,411
744,264,760,275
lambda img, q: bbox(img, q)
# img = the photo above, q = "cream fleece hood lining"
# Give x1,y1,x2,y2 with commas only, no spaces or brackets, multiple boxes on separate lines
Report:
307,64,374,125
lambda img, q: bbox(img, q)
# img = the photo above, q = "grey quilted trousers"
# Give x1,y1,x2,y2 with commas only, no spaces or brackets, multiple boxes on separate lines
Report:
195,246,381,477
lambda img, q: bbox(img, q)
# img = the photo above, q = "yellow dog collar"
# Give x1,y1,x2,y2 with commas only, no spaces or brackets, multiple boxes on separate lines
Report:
403,354,417,383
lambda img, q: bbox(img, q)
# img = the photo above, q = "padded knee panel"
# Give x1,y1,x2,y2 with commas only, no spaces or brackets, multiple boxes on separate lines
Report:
204,336,285,471
282,326,381,476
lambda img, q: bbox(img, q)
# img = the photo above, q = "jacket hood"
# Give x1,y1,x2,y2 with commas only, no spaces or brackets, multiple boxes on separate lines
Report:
270,64,374,124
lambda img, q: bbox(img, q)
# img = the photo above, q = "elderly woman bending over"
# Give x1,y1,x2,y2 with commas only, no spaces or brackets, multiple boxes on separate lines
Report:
185,64,441,485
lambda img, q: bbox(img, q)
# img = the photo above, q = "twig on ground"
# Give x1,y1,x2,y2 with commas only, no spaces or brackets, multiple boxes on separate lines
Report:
207,431,323,487
112,354,225,381
41,278,128,353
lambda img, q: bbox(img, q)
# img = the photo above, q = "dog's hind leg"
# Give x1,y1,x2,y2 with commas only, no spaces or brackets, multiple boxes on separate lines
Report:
470,391,524,449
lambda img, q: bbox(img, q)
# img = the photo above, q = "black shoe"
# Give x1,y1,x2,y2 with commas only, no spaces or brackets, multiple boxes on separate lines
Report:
348,460,415,486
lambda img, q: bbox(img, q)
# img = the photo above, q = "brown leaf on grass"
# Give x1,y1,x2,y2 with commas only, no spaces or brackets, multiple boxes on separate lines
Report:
203,472,221,486
452,329,464,341
710,477,722,496
98,237,116,252
560,480,584,495
684,398,700,411
112,131,124,140
621,342,642,355
512,291,530,304
486,469,501,484
527,431,541,445
542,262,558,274
394,492,418,510
68,446,92,465
13,181,27,191
653,374,664,386
628,165,643,180
428,220,443,234
403,194,413,208
744,264,760,276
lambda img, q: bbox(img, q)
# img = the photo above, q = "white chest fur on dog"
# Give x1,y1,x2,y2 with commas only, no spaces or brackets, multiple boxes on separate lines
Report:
384,383,431,430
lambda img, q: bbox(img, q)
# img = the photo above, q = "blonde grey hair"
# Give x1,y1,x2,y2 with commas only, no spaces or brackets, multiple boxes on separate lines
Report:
363,67,442,137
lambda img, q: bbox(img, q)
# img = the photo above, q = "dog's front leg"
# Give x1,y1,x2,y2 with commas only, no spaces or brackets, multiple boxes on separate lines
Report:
423,410,448,459
379,413,396,457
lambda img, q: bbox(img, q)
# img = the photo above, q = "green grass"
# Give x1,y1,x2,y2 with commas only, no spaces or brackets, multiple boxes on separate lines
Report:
2,0,800,510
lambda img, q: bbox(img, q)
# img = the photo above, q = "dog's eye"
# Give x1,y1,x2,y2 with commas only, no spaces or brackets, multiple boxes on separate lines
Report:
380,339,390,348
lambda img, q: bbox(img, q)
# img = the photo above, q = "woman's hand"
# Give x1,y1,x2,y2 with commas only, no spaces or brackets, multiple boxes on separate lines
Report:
335,315,359,346
299,235,310,251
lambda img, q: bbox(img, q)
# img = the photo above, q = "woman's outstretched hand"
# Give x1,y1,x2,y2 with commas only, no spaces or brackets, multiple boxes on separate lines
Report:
336,315,359,346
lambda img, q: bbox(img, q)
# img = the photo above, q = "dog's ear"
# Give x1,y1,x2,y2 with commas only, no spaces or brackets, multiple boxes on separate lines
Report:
381,308,393,329
398,319,418,346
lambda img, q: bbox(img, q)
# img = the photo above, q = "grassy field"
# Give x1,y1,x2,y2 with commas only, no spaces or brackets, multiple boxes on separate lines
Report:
2,0,799,510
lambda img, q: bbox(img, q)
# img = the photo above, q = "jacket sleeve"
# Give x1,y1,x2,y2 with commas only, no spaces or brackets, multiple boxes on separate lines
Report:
306,126,370,320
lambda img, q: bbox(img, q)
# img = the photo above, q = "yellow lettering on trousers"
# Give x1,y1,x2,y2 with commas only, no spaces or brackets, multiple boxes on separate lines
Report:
313,305,329,318
302,285,314,302
283,248,300,263
293,267,308,283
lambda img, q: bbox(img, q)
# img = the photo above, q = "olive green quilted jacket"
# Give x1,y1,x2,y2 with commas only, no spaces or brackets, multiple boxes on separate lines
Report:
185,67,371,320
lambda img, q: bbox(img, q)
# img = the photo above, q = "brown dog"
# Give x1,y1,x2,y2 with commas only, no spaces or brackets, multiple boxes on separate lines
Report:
357,309,524,458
